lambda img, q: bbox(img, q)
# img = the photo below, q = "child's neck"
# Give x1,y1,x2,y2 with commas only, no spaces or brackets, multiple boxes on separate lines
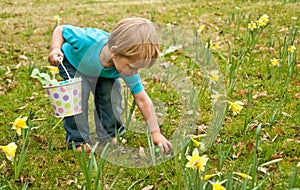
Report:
99,44,114,68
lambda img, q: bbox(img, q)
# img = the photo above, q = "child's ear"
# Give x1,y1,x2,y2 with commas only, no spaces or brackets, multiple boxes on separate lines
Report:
109,46,118,57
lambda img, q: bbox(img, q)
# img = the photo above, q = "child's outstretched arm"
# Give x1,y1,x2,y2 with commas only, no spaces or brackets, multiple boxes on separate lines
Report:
133,90,173,152
48,25,65,66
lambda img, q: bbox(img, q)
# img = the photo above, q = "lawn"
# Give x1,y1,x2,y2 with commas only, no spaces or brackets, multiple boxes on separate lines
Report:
0,0,299,189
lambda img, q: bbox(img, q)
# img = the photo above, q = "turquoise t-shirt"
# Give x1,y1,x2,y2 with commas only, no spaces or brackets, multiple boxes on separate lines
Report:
61,25,144,95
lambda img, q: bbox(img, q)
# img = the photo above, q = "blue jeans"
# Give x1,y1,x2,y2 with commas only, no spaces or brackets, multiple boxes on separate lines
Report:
58,58,124,148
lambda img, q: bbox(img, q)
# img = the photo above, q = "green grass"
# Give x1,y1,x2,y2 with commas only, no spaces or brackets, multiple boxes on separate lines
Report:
0,0,299,189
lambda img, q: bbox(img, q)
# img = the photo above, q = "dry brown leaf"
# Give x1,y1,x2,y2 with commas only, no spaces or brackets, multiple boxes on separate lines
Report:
253,91,267,99
238,89,248,96
232,141,246,159
257,166,268,174
225,117,232,123
286,138,300,143
32,135,46,144
66,179,75,185
289,156,298,162
161,62,170,68
139,146,145,157
271,154,283,159
273,127,285,135
142,185,154,190
262,132,271,141
14,62,22,70
152,74,160,83
197,124,207,134
0,49,9,54
295,93,300,100
248,120,259,131
247,142,255,153
19,55,28,60
266,183,275,189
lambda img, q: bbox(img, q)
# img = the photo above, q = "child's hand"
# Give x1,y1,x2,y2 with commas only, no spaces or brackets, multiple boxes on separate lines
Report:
48,48,64,66
151,131,173,153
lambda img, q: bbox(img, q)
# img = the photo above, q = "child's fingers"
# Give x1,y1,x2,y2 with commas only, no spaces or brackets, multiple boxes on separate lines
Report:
158,143,164,152
158,141,172,153
163,143,170,153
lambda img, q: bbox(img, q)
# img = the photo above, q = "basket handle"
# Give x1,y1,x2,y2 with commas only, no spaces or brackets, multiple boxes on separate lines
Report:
57,57,72,81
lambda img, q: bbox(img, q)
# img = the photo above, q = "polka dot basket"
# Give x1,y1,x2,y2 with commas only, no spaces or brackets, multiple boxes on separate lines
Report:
44,78,82,118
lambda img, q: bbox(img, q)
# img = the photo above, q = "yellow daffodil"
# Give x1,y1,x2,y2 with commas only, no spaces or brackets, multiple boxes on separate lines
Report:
248,21,257,31
209,180,227,190
211,43,220,50
288,45,296,53
257,19,266,27
209,70,219,84
233,172,253,180
191,138,200,147
185,148,208,171
12,116,28,136
227,101,244,115
260,14,269,23
166,23,173,30
45,66,59,74
191,138,205,150
270,58,280,66
257,14,269,27
204,174,217,180
198,25,206,33
0,142,17,161
53,15,62,24
45,66,59,79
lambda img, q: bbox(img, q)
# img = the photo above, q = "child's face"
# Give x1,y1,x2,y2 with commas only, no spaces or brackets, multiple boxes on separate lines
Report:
112,55,139,76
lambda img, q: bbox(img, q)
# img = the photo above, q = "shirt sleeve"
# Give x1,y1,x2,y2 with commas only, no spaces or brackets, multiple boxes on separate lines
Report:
62,25,88,50
120,74,144,95
62,25,109,49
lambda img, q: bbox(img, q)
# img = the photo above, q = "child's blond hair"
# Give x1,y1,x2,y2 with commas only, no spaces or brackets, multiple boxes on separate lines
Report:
108,17,160,68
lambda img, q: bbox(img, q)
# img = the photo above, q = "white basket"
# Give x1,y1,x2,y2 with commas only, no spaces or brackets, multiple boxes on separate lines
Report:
44,57,82,118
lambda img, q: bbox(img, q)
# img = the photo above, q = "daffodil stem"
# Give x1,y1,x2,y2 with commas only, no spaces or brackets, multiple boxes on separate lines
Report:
243,85,252,138
14,123,31,180
250,123,261,186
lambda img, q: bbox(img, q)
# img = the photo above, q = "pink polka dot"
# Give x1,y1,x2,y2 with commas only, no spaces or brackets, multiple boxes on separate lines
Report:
74,105,79,112
52,105,56,110
60,87,66,92
58,108,64,113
